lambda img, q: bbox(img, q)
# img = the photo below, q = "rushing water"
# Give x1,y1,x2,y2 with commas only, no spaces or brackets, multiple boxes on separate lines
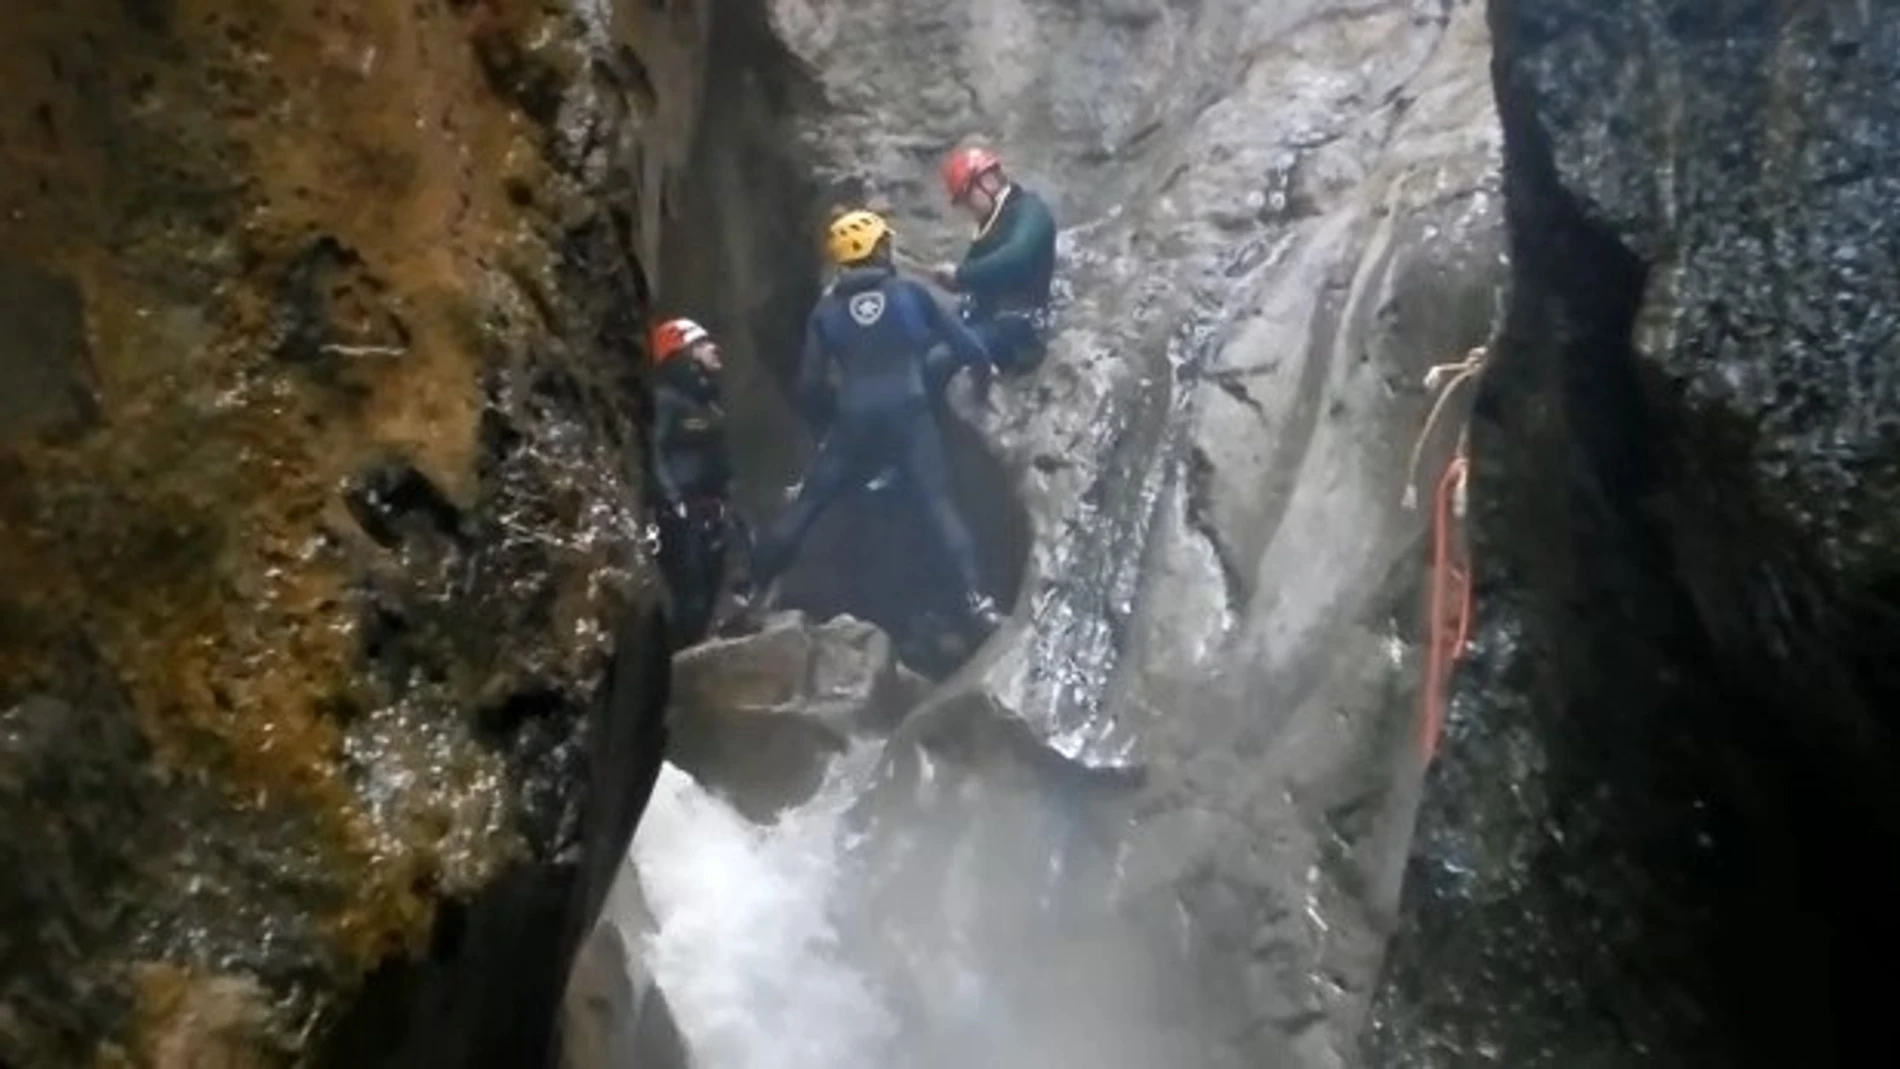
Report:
624,737,1219,1069
628,753,897,1069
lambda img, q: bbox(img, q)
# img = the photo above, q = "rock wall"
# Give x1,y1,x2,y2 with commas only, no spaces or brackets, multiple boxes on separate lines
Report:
0,1,705,1063
686,0,1507,1063
1371,1,1900,1065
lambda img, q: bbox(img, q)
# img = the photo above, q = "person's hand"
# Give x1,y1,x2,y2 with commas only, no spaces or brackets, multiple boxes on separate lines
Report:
930,262,960,289
671,501,690,519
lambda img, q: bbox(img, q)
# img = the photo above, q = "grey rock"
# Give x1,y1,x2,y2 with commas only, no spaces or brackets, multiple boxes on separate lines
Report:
561,860,691,1069
668,611,915,820
662,0,1507,1062
1370,1,1900,1065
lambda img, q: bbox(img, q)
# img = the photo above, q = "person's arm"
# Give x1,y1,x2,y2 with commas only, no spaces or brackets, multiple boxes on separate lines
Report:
910,280,991,369
954,193,1056,292
795,306,834,427
648,389,686,507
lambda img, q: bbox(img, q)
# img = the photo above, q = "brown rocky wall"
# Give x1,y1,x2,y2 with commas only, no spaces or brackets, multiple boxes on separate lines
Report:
0,0,706,1064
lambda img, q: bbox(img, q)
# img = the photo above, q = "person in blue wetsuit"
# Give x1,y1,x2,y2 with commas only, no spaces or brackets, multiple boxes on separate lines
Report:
929,145,1059,384
748,209,1006,633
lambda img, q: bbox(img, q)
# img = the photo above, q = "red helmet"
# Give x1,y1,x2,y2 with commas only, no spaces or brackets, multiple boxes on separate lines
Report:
941,146,1003,202
648,317,709,364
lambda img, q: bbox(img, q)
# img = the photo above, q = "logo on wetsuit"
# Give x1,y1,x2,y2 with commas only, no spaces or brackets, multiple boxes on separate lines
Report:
847,290,886,326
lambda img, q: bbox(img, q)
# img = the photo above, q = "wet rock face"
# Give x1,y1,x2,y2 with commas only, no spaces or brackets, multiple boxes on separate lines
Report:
0,1,702,1063
560,876,690,1069
721,0,1504,1062
1372,1,1900,1065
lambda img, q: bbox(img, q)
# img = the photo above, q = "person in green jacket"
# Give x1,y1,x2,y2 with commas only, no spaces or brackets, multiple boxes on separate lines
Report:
929,145,1058,380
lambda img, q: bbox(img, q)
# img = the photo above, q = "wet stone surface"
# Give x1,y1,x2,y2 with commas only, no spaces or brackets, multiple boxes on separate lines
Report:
666,611,915,821
662,0,1507,1063
0,1,704,1063
1370,1,1900,1065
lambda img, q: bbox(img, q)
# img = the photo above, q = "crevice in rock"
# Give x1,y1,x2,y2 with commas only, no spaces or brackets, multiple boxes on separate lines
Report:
273,234,412,377
475,684,566,748
1203,368,1271,421
656,0,1033,679
0,256,98,445
1373,20,1730,1055
1182,445,1246,617
344,459,470,551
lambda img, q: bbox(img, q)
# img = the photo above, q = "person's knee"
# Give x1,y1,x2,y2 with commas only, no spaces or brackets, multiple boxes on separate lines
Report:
751,515,795,568
992,318,1046,374
935,515,982,587
926,494,975,548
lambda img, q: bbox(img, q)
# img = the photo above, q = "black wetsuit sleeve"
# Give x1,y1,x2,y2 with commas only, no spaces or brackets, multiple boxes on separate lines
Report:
648,388,686,504
954,193,1056,293
912,281,991,368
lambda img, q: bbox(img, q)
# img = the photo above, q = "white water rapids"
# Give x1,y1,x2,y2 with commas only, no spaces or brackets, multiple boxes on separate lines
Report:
618,736,1221,1069
627,750,898,1069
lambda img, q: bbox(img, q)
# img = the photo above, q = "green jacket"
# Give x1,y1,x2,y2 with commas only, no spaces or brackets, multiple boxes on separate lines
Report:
955,184,1057,319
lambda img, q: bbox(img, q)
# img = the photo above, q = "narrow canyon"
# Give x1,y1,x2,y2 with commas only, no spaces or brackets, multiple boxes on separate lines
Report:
2,1,1894,1067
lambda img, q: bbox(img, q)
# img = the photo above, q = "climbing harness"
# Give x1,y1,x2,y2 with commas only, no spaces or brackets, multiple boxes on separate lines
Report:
1406,346,1486,762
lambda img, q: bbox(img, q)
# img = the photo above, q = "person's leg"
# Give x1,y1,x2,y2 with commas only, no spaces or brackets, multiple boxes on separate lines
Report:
672,553,717,648
923,342,960,397
685,499,730,640
749,425,863,591
896,411,992,617
985,313,1045,376
655,509,707,650
960,321,999,406
724,506,755,584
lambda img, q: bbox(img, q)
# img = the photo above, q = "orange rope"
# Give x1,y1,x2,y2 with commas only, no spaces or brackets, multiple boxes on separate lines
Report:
1420,443,1472,762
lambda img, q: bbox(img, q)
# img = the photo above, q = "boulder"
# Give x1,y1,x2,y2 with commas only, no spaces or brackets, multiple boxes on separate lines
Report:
668,611,916,821
560,860,690,1069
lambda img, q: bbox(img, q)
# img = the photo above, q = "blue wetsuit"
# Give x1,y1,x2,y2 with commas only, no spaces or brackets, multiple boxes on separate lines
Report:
751,263,992,601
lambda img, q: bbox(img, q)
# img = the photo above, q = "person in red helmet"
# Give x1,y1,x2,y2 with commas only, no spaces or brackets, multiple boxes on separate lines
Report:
929,144,1059,383
646,316,747,649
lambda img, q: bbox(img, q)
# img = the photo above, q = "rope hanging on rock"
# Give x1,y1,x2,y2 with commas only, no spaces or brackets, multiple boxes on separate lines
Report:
1409,345,1486,762
1421,430,1472,762
1402,345,1486,511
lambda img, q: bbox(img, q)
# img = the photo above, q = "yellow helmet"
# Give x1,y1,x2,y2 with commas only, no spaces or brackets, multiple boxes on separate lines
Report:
826,209,892,265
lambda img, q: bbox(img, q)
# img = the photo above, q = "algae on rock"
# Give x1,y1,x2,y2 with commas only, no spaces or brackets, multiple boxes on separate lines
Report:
1,0,708,1063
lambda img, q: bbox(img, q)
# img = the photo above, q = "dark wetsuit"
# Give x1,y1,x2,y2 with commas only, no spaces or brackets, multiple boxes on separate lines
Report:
750,263,992,601
649,359,738,649
953,182,1058,375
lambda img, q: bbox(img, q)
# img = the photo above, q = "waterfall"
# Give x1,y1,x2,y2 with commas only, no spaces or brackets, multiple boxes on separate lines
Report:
623,741,1214,1069
628,756,897,1069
